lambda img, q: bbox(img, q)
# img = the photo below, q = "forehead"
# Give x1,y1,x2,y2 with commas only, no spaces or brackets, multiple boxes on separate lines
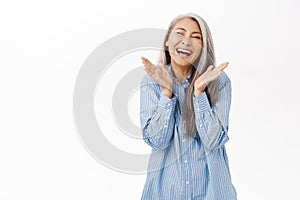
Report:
173,18,201,33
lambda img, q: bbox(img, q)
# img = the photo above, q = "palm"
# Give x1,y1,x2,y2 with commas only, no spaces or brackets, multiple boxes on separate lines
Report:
141,57,174,92
194,62,229,95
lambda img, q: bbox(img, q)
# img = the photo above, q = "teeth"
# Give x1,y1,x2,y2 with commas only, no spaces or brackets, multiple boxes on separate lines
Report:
177,48,192,54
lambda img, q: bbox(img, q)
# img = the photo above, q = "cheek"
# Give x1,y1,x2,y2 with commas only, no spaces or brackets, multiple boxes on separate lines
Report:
194,45,203,56
168,35,181,47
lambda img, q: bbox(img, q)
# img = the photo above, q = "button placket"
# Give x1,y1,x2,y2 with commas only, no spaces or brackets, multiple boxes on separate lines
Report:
181,149,191,193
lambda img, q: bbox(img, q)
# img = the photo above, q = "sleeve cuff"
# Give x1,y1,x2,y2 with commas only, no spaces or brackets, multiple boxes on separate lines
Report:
158,93,176,113
193,92,211,113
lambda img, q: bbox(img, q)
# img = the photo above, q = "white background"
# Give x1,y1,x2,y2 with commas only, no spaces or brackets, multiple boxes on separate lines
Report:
1,0,300,199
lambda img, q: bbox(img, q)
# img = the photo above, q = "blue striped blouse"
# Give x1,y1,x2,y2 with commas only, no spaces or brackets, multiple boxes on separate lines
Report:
140,64,237,200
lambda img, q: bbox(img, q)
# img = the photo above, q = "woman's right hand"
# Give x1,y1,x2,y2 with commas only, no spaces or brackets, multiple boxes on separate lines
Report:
141,57,174,98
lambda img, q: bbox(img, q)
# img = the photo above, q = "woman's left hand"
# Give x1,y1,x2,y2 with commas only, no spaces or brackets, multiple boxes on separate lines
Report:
194,62,229,97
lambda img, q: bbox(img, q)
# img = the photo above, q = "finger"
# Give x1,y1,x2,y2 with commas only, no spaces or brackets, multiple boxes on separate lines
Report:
142,61,155,74
141,56,149,62
141,57,157,71
216,62,229,72
212,69,224,80
217,70,223,77
141,56,152,66
206,65,214,72
142,59,154,73
144,63,155,75
158,62,164,68
144,66,154,77
144,66,163,85
158,62,168,72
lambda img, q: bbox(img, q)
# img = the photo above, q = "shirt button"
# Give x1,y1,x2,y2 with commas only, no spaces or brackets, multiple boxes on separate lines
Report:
197,108,200,111
164,124,168,128
184,160,188,163
200,124,203,128
186,181,189,185
168,103,171,106
167,109,170,112
182,139,186,142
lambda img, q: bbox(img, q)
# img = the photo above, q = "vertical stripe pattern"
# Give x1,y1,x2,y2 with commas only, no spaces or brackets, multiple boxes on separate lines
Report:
140,64,237,200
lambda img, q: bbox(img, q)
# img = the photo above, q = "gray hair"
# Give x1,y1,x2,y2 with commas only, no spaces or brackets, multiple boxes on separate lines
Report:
158,13,219,137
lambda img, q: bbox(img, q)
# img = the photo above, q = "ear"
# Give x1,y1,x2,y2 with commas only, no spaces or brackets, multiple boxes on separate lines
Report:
165,40,169,47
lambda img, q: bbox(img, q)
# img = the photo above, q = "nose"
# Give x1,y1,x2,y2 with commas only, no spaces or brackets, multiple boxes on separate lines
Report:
181,36,191,46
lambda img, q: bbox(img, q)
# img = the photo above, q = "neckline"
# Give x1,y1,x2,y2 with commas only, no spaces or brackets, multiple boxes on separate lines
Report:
166,64,192,86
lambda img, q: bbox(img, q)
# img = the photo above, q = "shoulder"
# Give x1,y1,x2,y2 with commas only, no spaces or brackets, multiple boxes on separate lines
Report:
141,73,156,86
141,73,161,92
216,71,231,90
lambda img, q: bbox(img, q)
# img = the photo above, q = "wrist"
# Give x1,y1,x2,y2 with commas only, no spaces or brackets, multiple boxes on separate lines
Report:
194,89,204,97
194,85,206,97
162,88,173,99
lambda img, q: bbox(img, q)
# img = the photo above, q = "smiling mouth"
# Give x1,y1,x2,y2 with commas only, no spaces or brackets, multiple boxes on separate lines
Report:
176,48,192,57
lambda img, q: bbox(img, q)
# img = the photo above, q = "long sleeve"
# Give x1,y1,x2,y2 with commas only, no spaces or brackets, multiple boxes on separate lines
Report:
140,74,177,150
193,72,231,153
140,71,237,199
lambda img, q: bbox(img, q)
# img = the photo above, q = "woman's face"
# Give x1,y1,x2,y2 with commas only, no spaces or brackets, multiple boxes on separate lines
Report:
166,18,203,68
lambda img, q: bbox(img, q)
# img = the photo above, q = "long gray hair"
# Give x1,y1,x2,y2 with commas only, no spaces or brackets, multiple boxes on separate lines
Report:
158,13,219,137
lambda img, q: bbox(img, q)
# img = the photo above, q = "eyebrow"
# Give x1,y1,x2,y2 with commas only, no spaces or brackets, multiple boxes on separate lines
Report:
174,27,202,35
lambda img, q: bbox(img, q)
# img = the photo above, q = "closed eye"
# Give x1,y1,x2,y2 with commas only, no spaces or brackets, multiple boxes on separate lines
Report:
192,35,202,39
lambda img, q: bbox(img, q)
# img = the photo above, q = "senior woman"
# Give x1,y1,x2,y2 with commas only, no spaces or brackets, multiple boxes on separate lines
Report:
140,13,237,199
